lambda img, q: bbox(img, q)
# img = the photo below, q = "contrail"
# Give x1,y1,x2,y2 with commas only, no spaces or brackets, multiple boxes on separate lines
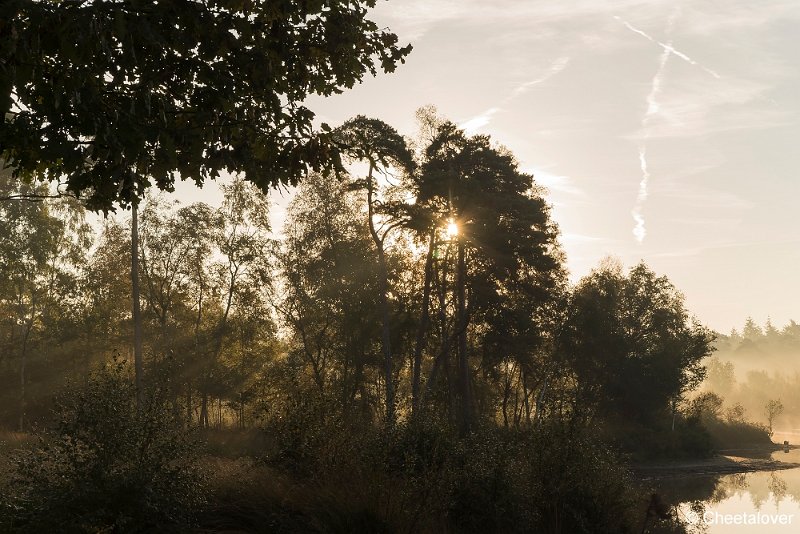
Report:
632,149,650,242
629,9,680,243
460,107,501,134
512,56,571,97
460,56,570,133
614,16,721,79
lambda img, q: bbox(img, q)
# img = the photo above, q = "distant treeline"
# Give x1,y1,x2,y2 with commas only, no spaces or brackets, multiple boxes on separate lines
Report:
719,316,800,352
701,317,800,438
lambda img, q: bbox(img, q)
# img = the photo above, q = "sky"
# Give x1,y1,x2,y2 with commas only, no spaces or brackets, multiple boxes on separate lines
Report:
176,0,800,334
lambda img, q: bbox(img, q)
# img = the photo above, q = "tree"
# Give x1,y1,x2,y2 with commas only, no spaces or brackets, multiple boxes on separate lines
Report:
691,391,723,422
765,399,783,437
413,120,564,430
78,220,133,370
2,0,411,209
0,172,89,429
334,116,415,426
559,262,714,429
198,178,273,427
728,327,742,346
275,172,383,419
764,317,779,339
134,197,216,419
725,403,746,424
742,317,763,341
2,0,410,404
705,356,735,398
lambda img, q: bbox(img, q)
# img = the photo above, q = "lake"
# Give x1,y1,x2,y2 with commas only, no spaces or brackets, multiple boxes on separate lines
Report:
656,431,800,533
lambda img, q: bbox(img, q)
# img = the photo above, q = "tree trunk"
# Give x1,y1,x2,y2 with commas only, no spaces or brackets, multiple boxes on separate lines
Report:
186,383,192,426
456,241,471,432
366,169,394,426
377,250,394,424
412,229,436,415
18,319,32,432
200,393,209,428
419,252,450,409
521,368,532,424
535,375,549,425
131,203,144,410
671,398,677,432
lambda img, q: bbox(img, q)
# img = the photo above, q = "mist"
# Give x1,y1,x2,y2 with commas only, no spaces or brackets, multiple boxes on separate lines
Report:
702,318,800,443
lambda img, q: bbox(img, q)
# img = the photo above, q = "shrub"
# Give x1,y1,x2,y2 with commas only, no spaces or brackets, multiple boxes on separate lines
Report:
515,422,640,534
1,359,206,533
705,418,772,448
229,408,642,533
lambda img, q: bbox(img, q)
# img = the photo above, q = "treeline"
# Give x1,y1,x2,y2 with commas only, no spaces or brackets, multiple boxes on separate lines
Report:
0,176,275,430
0,112,714,439
718,316,800,355
1,113,717,532
698,317,800,441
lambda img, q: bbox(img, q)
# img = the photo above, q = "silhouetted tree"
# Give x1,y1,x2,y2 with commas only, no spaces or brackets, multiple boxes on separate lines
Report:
334,116,415,425
415,121,564,430
0,173,89,429
742,317,763,341
2,0,410,404
559,262,713,429
765,399,783,436
2,0,411,209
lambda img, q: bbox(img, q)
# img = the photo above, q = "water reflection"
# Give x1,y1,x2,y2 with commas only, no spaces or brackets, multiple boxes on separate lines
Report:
649,448,800,533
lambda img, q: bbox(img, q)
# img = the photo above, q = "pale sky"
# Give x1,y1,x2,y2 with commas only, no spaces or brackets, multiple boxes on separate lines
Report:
176,0,800,334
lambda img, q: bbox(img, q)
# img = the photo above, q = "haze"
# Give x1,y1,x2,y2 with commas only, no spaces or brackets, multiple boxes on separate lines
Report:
289,0,800,334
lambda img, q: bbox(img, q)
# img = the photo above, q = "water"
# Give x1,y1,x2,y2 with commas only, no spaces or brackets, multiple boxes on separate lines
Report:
657,435,800,533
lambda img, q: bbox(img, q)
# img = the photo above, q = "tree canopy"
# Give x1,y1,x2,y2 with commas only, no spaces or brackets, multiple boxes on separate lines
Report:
0,0,411,210
559,261,713,426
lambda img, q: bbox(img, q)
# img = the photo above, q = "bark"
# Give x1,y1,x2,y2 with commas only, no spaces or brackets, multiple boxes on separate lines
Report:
456,241,471,432
200,393,209,428
411,229,436,415
131,203,144,410
366,165,394,425
186,384,192,425
419,252,451,409
18,318,33,431
521,367,531,424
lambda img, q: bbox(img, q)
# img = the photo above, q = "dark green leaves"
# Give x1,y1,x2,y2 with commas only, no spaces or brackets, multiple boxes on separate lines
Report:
0,0,411,211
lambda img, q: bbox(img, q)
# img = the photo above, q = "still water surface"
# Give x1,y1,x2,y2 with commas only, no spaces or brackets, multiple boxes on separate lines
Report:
660,433,800,533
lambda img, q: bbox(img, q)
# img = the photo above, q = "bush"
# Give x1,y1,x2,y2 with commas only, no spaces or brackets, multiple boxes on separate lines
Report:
610,415,714,461
515,422,641,533
1,359,206,533
705,418,773,448
204,407,642,533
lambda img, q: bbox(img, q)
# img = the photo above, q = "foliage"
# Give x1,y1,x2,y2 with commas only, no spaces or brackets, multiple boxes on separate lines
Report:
1,0,411,209
703,418,772,449
334,115,416,425
0,110,722,532
411,118,567,429
558,261,714,429
765,399,784,436
1,359,206,533
205,409,642,533
0,171,90,429
682,391,772,450
274,171,384,419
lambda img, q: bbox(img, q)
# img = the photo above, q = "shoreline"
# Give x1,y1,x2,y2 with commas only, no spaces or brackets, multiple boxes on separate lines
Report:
632,446,800,480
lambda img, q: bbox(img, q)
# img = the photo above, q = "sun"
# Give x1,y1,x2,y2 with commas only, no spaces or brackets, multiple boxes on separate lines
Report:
446,218,459,238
